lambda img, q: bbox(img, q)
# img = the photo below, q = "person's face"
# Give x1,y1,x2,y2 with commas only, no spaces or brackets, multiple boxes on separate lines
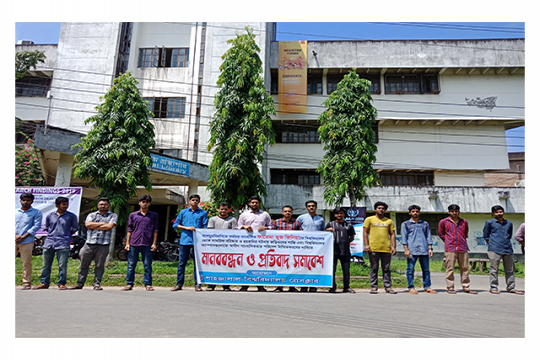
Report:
375,206,386,216
189,197,200,208
249,199,260,211
334,211,345,221
493,209,505,219
139,200,151,210
20,197,33,210
218,205,229,218
282,207,293,220
306,202,317,214
449,209,460,219
409,209,420,219
57,201,69,212
97,201,110,213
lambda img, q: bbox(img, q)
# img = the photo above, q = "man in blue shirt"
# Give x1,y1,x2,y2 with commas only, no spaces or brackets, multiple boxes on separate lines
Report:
34,196,78,290
171,194,208,292
401,205,437,294
483,205,523,295
15,192,43,290
296,200,326,293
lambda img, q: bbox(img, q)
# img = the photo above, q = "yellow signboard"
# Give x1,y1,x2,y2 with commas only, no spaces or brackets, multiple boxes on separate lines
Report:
278,41,308,114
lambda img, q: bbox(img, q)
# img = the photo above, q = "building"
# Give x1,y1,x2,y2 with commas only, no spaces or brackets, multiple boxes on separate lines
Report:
15,23,525,255
484,151,525,187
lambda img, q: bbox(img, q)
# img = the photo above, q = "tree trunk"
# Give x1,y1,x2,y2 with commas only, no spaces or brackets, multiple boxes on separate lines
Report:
234,207,240,220
348,186,356,207
106,204,120,263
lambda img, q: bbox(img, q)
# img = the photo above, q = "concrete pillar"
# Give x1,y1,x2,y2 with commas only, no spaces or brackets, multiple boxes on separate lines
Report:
54,153,74,187
187,180,199,197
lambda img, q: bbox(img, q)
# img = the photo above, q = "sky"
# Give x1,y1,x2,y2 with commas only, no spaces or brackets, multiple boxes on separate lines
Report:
14,22,525,152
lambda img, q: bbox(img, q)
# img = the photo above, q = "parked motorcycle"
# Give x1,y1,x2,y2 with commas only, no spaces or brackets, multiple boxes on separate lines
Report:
32,235,45,256
162,241,179,262
69,235,86,260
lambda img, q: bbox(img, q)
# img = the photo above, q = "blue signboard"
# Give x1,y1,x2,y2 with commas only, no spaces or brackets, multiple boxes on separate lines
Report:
151,154,190,176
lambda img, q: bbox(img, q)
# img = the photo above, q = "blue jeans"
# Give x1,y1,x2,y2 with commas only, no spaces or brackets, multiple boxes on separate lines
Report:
40,248,70,286
176,244,199,287
126,246,153,286
406,254,431,290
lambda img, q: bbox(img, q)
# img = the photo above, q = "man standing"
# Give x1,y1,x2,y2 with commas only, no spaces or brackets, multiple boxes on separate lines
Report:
34,196,78,290
68,198,117,290
268,205,302,292
206,202,237,291
401,205,436,294
515,223,525,255
15,192,43,290
363,201,397,294
326,208,356,293
237,196,272,291
122,195,158,291
438,204,476,294
483,205,524,295
296,200,326,292
171,194,208,292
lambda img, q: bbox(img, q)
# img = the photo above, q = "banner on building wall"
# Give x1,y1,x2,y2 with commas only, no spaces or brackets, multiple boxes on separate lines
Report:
343,207,366,256
194,229,333,287
15,187,82,235
278,41,308,114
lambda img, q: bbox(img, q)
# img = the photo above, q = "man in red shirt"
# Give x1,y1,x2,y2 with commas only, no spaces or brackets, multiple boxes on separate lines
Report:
438,204,477,294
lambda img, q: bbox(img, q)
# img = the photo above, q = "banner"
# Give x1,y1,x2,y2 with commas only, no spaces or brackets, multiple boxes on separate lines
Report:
194,229,333,287
15,187,82,235
278,41,308,114
343,207,367,256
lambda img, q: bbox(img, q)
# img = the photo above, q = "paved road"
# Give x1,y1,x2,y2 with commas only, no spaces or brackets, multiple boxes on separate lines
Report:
15,273,524,338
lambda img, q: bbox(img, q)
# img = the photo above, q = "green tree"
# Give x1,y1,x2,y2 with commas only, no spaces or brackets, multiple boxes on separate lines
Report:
72,72,155,259
207,27,276,216
16,50,46,80
317,70,379,207
15,136,45,186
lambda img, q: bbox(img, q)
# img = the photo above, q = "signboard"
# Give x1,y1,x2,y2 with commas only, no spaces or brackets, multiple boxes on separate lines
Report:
343,207,367,257
15,187,82,235
194,229,334,287
278,41,308,114
151,153,190,176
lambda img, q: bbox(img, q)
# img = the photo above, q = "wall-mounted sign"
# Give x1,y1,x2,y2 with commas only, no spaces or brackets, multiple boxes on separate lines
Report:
151,153,190,176
465,96,497,111
278,41,308,114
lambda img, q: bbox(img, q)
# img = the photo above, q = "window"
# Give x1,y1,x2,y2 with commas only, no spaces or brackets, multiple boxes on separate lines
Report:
160,149,183,159
271,71,278,94
378,171,434,187
16,77,51,97
327,74,345,94
307,73,322,94
385,74,439,94
271,169,321,185
138,47,189,68
145,98,186,118
358,74,381,94
273,123,320,143
395,213,447,236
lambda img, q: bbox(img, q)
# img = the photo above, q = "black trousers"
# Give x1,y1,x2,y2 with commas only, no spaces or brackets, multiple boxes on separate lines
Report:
333,255,351,290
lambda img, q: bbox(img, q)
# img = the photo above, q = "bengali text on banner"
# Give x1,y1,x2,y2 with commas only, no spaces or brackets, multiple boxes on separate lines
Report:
194,229,333,287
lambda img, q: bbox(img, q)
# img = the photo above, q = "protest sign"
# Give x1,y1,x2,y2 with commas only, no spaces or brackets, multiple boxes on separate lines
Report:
343,207,366,257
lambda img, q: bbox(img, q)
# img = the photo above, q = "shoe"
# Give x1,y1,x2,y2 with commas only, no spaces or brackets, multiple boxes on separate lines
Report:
425,289,437,294
121,285,133,291
67,285,83,290
273,287,284,292
58,284,67,290
93,286,103,291
223,288,232,291
22,285,32,290
329,288,336,293
33,284,49,290
300,288,308,292
409,288,418,294
145,286,154,291
170,286,182,291
195,286,203,292
257,287,267,292
308,287,317,293
344,288,356,294
288,287,299,292
239,287,248,292
206,287,215,291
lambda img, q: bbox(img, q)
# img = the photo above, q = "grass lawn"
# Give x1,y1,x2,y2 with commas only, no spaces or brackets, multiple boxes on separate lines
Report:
15,254,524,289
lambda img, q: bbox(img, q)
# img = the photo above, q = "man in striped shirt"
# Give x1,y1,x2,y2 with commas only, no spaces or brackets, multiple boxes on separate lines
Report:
438,204,477,294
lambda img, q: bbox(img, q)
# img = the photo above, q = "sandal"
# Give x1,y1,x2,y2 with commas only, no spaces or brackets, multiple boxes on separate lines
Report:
121,285,133,291
145,286,154,291
370,288,378,294
425,289,438,294
195,286,202,292
463,289,477,294
385,288,396,294
344,288,356,294
447,289,457,294
22,285,32,290
170,286,182,291
508,289,524,295
489,289,500,294
409,288,418,294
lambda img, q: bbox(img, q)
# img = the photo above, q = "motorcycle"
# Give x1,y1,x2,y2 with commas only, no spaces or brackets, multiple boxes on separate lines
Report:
69,235,86,260
32,235,45,256
162,241,179,262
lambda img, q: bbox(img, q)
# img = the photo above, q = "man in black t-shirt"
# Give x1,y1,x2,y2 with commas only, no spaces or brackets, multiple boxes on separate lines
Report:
326,207,356,293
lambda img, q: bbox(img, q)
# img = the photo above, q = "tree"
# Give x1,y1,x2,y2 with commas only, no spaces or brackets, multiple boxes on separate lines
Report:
16,50,46,80
72,72,155,260
317,70,380,207
15,136,45,186
207,27,276,216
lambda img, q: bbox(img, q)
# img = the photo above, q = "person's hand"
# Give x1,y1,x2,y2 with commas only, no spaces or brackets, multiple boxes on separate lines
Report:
364,245,371,252
151,244,157,252
15,234,23,245
242,226,253,233
428,248,433,258
124,243,130,251
326,227,334,232
188,226,196,231
404,249,411,259
391,247,396,255
258,226,268,232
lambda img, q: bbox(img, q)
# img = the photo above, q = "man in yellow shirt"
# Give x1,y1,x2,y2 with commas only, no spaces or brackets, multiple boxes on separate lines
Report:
363,201,397,294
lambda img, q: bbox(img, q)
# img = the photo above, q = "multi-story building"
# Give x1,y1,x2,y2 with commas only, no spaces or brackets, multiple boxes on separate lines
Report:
16,23,524,255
